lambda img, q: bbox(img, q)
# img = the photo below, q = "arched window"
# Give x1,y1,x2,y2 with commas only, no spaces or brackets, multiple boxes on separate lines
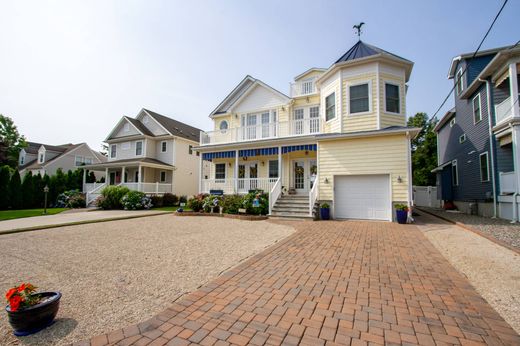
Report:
219,120,229,131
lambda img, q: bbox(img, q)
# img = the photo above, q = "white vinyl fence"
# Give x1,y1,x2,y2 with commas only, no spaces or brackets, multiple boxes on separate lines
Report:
413,186,440,208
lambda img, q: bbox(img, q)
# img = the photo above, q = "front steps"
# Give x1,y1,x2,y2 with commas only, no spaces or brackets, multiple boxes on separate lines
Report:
270,194,313,219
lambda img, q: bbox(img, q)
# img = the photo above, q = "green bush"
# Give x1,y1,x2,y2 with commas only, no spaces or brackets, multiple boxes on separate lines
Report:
187,193,207,212
0,166,10,210
9,170,22,209
241,191,269,215
179,195,188,204
150,195,163,207
121,191,152,210
97,185,130,209
57,190,85,208
221,194,243,214
162,193,178,206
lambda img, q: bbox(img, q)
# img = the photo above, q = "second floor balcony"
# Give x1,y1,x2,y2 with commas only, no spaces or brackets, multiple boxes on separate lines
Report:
290,77,318,97
495,94,520,125
200,118,322,145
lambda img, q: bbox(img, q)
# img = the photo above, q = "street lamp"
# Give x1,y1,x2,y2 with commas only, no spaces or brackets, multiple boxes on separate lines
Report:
43,185,49,214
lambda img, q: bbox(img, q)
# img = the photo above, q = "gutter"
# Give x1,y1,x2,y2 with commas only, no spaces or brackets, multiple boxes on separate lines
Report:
481,77,498,218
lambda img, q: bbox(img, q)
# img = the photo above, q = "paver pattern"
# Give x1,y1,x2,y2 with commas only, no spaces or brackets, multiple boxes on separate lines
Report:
80,220,520,346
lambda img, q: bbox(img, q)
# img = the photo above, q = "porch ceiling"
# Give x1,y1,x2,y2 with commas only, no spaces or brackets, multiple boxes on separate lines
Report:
83,158,173,171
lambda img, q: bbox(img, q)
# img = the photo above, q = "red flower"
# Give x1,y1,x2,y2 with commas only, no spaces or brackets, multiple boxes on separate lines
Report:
17,283,26,292
9,295,21,312
5,288,17,301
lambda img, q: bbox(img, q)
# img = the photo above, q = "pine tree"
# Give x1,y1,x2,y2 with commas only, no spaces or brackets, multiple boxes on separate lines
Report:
21,171,34,208
0,165,11,209
32,173,43,208
9,170,22,209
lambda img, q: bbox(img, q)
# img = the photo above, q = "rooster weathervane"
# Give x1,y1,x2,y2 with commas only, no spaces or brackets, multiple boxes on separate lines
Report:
353,22,365,40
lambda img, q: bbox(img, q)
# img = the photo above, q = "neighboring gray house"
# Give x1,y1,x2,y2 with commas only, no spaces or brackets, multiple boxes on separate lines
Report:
19,142,106,177
82,108,202,205
433,44,520,220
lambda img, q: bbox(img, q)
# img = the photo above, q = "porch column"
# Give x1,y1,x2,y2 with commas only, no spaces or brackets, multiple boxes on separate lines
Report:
121,166,126,184
198,155,203,193
510,62,520,118
105,168,108,185
138,165,142,192
278,146,282,182
512,126,520,222
234,150,239,193
82,169,87,192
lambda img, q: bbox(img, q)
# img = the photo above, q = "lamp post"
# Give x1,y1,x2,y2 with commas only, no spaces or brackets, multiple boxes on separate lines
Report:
43,185,49,214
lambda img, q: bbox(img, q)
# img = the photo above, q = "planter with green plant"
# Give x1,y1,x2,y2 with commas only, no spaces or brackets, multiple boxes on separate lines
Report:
395,203,408,224
320,203,330,220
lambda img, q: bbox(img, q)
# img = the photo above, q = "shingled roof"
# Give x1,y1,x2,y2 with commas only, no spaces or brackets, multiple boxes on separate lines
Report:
335,40,411,64
143,109,202,142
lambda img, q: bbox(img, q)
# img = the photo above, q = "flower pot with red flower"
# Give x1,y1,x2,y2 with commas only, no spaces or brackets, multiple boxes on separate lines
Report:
395,204,409,224
5,283,61,336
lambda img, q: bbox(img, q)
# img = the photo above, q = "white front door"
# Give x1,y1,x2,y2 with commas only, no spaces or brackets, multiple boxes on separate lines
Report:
293,159,318,193
238,162,258,193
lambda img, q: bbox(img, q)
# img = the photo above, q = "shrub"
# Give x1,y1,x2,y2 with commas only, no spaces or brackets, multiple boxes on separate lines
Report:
97,185,130,209
0,166,10,210
9,170,22,209
56,190,86,208
150,195,163,208
221,194,243,214
162,193,178,206
242,191,269,215
202,195,221,212
179,195,188,204
121,191,152,210
187,193,207,212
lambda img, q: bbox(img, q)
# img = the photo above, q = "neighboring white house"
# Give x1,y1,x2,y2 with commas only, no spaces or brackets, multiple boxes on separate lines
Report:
19,142,106,177
82,108,202,205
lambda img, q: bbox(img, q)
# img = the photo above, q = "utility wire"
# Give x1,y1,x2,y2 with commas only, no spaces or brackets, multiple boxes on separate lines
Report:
429,0,509,123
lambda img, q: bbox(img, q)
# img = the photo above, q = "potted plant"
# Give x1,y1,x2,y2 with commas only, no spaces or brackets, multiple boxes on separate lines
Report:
5,283,61,336
320,203,330,220
395,204,408,224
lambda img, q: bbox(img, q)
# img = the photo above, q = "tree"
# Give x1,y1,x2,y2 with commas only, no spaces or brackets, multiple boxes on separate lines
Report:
0,115,27,168
9,170,22,209
21,171,35,208
33,173,43,208
0,166,11,209
407,112,438,186
87,171,96,183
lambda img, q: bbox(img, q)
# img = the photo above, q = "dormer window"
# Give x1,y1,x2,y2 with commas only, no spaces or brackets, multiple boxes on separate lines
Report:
38,153,44,163
20,155,25,165
456,68,464,95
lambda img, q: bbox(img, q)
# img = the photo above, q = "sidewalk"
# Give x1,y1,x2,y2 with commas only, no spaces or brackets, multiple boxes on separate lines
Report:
0,210,170,234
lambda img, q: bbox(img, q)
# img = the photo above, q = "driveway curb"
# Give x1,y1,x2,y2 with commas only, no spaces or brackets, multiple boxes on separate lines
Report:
416,207,520,256
0,211,170,236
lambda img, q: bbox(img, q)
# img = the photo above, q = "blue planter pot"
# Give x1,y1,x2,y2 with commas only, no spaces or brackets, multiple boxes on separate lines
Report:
320,208,330,220
6,291,61,336
396,210,408,224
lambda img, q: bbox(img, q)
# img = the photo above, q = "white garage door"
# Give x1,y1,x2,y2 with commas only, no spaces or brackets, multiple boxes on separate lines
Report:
334,175,391,221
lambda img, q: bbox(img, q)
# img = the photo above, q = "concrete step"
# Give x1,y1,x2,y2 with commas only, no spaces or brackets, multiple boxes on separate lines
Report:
269,215,313,220
272,205,309,211
270,211,313,219
274,200,309,206
279,195,309,200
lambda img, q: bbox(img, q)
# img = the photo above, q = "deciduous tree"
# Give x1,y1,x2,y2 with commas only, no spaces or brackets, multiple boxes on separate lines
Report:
0,115,26,168
407,113,438,186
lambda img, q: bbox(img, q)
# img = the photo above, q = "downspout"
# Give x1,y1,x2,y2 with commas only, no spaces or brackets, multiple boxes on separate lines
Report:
406,131,414,222
481,77,498,218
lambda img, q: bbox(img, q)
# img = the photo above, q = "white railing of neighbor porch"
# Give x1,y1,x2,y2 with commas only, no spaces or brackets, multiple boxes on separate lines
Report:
119,182,173,194
86,183,106,206
499,171,516,194
309,174,319,216
269,178,282,215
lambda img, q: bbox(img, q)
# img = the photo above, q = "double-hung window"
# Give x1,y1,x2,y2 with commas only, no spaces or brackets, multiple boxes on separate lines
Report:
160,171,166,183
350,83,370,114
161,141,167,152
325,93,335,121
215,163,226,180
110,145,116,158
189,145,193,155
385,83,400,114
473,94,482,124
135,141,143,156
480,152,489,182
456,68,464,95
268,160,279,178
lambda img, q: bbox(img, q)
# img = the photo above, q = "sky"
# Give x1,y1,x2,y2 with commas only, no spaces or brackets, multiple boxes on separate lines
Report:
0,0,518,151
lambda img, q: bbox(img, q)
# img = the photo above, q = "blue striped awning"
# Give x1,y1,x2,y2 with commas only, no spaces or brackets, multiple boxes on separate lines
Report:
282,144,317,154
238,147,278,157
202,151,236,161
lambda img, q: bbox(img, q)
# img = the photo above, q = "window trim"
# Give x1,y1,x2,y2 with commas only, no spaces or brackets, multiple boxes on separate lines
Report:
20,156,24,165
219,120,229,132
449,118,456,127
459,133,466,143
135,140,144,156
161,141,167,153
160,170,167,183
215,163,226,180
456,68,464,95
110,144,117,158
480,152,490,182
38,152,45,164
189,145,193,155
452,160,458,186
348,81,372,116
268,160,279,178
325,92,336,122
473,93,482,124
384,82,401,115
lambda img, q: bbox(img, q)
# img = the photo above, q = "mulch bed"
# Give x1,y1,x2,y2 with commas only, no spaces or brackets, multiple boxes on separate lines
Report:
175,211,268,221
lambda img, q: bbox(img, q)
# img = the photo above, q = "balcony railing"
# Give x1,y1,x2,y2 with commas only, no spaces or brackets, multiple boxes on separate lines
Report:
200,119,322,145
290,77,318,97
495,95,519,125
119,182,172,194
202,178,278,194
499,171,516,194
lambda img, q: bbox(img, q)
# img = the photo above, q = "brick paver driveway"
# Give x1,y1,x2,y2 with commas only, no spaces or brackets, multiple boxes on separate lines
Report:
83,221,519,346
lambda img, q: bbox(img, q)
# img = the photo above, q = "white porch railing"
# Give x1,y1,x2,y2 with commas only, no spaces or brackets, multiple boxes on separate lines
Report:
309,174,319,216
201,178,278,194
495,95,519,125
200,119,322,145
269,178,282,215
201,179,236,194
83,182,103,194
499,171,516,194
86,183,106,206
119,182,172,194
290,77,318,97
238,178,278,193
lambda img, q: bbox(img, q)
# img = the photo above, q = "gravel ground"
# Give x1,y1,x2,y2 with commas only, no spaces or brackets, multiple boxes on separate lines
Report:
0,215,294,346
416,212,520,334
419,207,520,251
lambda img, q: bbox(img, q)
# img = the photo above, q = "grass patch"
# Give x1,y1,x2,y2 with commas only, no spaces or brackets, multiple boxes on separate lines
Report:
152,206,192,212
0,208,68,221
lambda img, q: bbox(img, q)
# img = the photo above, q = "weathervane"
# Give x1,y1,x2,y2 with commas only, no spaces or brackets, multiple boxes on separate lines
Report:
353,22,365,40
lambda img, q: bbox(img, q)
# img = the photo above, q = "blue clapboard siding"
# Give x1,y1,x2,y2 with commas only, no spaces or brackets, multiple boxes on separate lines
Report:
467,55,495,85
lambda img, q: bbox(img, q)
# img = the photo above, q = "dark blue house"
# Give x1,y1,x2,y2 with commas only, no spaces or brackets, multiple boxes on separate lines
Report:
434,45,520,220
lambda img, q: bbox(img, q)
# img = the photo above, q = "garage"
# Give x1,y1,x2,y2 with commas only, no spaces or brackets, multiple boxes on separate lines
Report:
334,174,391,221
